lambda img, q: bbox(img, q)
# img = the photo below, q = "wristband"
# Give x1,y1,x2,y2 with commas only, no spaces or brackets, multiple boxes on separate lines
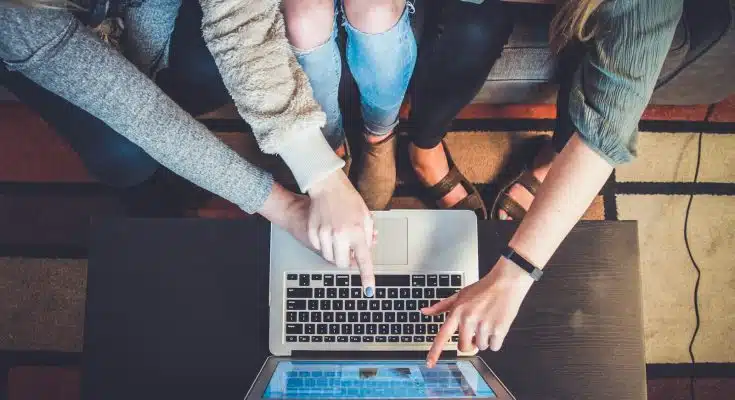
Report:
501,246,543,282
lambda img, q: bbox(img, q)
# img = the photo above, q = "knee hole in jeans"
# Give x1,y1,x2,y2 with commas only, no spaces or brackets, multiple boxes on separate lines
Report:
343,0,406,34
284,0,335,51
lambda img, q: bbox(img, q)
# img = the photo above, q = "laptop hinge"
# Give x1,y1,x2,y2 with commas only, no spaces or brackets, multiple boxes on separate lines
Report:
291,350,459,360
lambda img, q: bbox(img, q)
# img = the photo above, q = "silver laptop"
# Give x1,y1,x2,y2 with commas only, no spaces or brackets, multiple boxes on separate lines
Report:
245,210,515,399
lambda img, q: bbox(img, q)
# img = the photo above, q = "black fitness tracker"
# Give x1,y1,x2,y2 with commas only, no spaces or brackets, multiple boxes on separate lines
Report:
501,246,543,282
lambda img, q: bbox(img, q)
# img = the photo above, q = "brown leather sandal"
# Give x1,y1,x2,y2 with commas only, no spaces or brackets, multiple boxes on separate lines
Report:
422,140,488,220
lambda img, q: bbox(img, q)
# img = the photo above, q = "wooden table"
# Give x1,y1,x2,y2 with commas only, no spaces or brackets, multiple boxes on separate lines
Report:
82,218,644,399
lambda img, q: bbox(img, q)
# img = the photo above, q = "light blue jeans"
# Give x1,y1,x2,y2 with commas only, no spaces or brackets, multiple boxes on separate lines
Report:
293,1,418,149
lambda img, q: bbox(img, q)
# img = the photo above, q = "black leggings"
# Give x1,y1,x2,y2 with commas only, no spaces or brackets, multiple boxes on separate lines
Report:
408,0,514,149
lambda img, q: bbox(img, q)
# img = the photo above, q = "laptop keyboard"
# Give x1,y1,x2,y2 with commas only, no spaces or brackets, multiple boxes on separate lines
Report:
284,273,462,344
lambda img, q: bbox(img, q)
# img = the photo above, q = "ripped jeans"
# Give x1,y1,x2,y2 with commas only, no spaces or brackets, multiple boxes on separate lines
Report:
292,1,418,149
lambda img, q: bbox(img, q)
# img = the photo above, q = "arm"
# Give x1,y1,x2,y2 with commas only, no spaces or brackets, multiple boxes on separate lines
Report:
198,0,343,193
424,0,683,365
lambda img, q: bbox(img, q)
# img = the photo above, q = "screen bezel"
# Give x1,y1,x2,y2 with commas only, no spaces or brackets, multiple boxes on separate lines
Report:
244,356,515,400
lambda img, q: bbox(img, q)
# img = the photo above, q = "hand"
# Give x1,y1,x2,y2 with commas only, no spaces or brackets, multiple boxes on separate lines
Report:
422,257,534,367
307,170,376,296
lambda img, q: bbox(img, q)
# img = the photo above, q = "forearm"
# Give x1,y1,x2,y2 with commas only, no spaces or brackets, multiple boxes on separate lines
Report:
508,133,613,268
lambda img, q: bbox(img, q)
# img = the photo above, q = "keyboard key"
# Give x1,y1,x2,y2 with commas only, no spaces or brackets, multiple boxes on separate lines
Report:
323,275,334,286
409,312,420,322
424,288,435,298
411,289,422,299
407,300,417,310
287,274,297,281
311,312,321,322
315,288,325,298
401,336,412,343
375,275,410,287
341,325,352,335
308,300,319,310
355,325,365,335
369,300,380,310
323,312,334,322
312,336,323,342
286,312,297,322
287,300,306,310
318,324,328,334
298,312,309,322
333,300,344,310
418,300,429,309
339,288,350,298
336,313,346,323
350,336,361,342
351,288,362,298
286,335,297,342
430,300,440,307
394,300,405,311
400,288,411,298
414,336,425,343
345,300,355,311
376,288,386,298
286,324,303,334
412,275,426,287
451,335,459,342
381,300,392,310
433,314,445,322
327,288,337,298
325,336,336,342
439,275,450,286
416,324,426,334
312,274,322,280
397,312,408,323
360,312,371,322
305,324,315,334
364,336,374,343
287,288,312,299
379,324,390,334
372,313,383,322
376,336,388,342
388,288,399,298
437,288,459,298
422,314,432,323
427,275,438,286
391,324,401,334
337,336,348,342
336,275,350,286
385,312,396,322
389,336,400,342
367,324,377,335
330,324,340,334
348,312,358,323
320,300,331,310
298,336,310,342
357,300,368,310
402,325,414,335
451,275,462,286
299,274,310,287
427,335,435,342
428,324,439,334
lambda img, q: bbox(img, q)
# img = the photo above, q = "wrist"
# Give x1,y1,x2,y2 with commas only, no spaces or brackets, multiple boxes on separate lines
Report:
257,182,300,227
307,169,347,197
495,256,535,290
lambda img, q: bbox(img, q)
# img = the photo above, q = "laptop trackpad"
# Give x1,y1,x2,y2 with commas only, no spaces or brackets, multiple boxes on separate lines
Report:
372,218,408,265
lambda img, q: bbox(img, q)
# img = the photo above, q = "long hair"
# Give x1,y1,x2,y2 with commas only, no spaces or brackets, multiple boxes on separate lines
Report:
549,0,603,54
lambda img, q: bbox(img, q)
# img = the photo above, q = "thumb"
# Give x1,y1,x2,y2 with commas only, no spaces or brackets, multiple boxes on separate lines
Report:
422,294,458,315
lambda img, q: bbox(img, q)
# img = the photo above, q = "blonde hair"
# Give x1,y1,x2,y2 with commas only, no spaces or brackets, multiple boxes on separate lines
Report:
549,0,603,54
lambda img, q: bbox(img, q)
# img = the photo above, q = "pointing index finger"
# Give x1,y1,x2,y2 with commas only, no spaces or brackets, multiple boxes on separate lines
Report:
426,314,459,368
353,239,375,297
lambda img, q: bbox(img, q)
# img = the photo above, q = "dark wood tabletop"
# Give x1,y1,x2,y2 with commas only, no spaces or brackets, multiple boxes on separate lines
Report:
83,217,644,400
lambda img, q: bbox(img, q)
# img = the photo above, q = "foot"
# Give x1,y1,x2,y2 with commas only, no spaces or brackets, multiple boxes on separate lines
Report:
409,142,469,208
498,144,555,220
355,131,397,210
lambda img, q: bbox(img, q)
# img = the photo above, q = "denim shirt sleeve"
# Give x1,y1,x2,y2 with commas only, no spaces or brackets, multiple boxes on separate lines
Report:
568,0,683,165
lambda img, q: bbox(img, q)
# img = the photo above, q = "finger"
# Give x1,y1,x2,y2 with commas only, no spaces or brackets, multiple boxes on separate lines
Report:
353,240,376,297
426,314,460,368
319,228,334,263
489,328,507,352
333,235,350,269
364,214,375,248
307,214,320,251
475,322,491,351
421,294,458,315
458,318,477,353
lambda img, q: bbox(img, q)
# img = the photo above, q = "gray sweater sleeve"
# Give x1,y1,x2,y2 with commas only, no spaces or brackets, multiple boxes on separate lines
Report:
567,0,683,165
0,7,273,214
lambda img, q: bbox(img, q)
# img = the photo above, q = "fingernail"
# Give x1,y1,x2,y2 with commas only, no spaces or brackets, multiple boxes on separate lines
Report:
364,286,374,298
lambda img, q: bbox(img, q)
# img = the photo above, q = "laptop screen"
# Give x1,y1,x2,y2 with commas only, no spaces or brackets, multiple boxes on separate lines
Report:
262,360,496,399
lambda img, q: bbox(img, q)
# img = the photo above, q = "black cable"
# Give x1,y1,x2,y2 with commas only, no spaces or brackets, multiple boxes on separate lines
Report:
684,104,715,400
